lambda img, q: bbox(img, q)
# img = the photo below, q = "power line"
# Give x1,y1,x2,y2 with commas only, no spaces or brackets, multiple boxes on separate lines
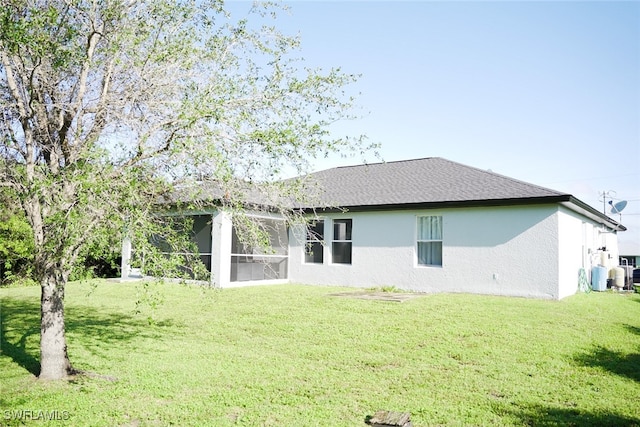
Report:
542,172,640,185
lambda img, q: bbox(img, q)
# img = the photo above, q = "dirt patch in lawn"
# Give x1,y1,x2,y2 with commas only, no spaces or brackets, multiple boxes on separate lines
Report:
328,290,425,302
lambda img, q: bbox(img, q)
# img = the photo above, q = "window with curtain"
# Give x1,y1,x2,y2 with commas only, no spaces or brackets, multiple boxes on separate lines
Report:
417,216,443,266
332,219,352,264
304,220,324,263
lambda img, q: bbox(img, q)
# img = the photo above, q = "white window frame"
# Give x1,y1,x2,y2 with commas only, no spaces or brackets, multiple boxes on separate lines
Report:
416,215,443,267
304,219,325,264
331,218,352,265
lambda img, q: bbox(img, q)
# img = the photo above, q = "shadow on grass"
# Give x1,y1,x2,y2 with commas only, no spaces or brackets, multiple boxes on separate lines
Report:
1,295,172,376
574,345,640,383
507,404,640,427
625,324,640,336
573,324,640,383
0,321,40,375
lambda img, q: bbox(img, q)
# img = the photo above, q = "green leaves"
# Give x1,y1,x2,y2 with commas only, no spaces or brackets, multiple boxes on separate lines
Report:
0,214,34,270
0,3,81,69
1,0,377,288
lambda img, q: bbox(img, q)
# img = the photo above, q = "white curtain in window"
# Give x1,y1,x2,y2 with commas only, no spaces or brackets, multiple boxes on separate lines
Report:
418,216,442,266
418,216,442,240
418,242,442,266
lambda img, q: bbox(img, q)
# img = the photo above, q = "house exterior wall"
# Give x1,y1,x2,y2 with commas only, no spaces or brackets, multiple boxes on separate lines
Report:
289,205,565,299
557,208,589,299
210,210,231,288
156,200,620,298
559,207,619,298
555,206,621,298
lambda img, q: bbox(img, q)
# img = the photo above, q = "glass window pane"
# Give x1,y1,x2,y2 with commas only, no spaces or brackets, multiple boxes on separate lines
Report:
305,242,323,263
333,219,352,241
307,220,324,240
418,216,442,240
305,220,324,264
332,242,352,264
417,242,442,266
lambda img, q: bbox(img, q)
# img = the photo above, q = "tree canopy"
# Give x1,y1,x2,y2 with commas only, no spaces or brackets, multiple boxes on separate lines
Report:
0,0,372,380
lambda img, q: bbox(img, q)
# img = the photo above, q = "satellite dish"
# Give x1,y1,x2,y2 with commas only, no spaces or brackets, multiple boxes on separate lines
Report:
609,200,627,214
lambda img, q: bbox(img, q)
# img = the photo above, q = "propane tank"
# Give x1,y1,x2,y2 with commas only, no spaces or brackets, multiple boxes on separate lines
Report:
612,267,625,289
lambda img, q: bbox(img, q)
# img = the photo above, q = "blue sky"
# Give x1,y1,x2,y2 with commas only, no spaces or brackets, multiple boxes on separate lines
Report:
232,1,640,254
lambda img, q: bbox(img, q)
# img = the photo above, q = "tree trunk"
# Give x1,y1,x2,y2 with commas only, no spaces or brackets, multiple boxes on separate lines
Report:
39,273,74,380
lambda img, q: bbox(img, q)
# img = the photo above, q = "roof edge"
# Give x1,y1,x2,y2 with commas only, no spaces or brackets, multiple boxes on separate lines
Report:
299,195,573,213
298,194,626,232
562,196,626,232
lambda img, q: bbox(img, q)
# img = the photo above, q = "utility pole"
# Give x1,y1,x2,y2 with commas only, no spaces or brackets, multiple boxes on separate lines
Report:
598,190,616,214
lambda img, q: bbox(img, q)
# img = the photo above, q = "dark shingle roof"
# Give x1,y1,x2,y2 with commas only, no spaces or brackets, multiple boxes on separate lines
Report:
162,156,623,231
301,157,570,210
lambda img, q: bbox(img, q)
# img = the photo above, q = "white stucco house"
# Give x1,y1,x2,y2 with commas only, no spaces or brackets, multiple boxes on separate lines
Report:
123,157,625,299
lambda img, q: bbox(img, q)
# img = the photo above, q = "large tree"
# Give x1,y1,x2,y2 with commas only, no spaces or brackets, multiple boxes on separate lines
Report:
0,0,370,380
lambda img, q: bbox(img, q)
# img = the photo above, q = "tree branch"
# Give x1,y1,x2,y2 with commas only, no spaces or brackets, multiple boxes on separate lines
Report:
1,51,36,180
83,57,114,147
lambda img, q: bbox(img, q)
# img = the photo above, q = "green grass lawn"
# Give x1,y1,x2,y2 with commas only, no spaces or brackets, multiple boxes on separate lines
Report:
1,281,639,426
